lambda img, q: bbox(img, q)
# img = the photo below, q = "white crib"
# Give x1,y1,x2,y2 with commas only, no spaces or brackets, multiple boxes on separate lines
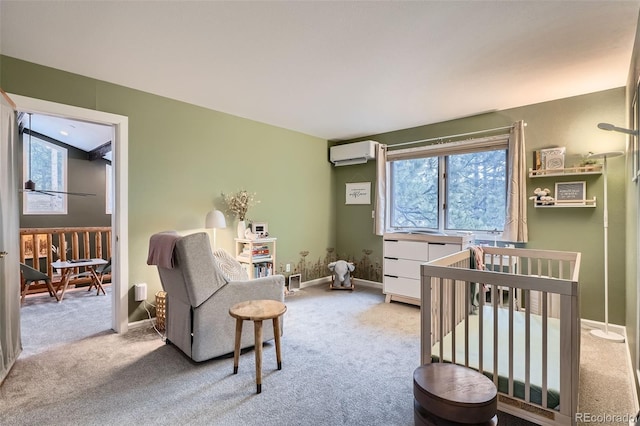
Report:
420,246,581,426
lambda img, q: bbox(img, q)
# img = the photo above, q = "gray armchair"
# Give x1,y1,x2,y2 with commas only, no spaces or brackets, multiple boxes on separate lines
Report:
148,232,285,362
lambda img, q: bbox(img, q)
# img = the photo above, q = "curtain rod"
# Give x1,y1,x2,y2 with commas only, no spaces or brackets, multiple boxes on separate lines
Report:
390,123,523,149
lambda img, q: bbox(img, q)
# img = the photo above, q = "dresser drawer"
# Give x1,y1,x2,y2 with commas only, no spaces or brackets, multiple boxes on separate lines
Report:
428,243,462,261
383,258,422,280
383,275,420,300
383,240,428,261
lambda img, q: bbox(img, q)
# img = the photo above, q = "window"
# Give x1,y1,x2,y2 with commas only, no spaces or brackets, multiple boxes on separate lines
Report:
23,133,68,214
388,137,507,234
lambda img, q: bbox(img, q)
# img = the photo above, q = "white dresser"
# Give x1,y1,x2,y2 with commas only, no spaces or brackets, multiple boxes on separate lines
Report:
383,233,473,306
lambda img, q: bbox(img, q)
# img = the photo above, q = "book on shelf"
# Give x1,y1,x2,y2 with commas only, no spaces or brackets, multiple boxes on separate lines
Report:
237,253,271,262
243,243,269,249
532,150,542,171
253,262,273,278
242,248,270,254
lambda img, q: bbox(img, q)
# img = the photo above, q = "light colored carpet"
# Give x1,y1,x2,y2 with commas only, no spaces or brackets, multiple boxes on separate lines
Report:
1,283,636,425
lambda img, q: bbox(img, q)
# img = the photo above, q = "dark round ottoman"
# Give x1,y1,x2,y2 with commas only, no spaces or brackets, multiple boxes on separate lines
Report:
413,363,498,426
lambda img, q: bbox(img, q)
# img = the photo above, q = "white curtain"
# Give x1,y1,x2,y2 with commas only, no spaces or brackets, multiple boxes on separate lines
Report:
0,91,21,384
374,143,387,236
503,120,528,242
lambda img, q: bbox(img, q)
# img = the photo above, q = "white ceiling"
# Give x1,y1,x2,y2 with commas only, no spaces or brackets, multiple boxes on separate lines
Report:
2,1,640,142
22,113,112,153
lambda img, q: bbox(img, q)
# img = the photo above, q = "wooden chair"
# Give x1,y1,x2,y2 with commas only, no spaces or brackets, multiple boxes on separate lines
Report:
20,263,59,304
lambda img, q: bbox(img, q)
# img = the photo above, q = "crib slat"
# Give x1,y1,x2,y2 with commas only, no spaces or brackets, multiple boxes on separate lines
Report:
439,278,444,363
420,274,433,365
508,288,514,396
493,284,499,387
479,281,484,373
450,279,456,364
464,280,470,368
542,291,548,409
525,289,531,402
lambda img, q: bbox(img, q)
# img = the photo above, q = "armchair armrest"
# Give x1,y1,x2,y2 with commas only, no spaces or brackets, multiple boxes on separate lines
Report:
225,274,286,302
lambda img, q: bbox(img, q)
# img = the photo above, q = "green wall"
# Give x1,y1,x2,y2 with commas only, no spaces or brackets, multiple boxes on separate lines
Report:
1,55,334,322
337,88,627,325
625,11,640,395
1,55,631,327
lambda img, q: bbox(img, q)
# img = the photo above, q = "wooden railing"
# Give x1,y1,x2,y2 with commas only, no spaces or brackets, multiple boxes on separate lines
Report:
19,227,112,291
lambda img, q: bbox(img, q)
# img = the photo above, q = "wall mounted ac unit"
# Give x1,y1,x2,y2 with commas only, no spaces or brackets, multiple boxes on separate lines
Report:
329,140,378,166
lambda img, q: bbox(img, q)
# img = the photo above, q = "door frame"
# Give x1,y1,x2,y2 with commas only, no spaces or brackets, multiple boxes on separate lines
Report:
10,94,129,333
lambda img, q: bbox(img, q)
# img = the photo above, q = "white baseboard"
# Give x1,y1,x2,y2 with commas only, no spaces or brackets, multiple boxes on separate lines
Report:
353,278,383,289
300,276,332,289
300,276,383,290
128,317,156,329
580,318,627,337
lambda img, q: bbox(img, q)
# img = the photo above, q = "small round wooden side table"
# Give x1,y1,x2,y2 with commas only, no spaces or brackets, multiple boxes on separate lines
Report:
229,299,287,394
413,363,498,426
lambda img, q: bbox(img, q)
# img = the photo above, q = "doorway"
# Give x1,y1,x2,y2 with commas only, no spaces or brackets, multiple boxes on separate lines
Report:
9,93,129,334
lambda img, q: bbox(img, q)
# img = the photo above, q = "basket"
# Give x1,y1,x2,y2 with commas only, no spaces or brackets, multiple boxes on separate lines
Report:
155,291,167,331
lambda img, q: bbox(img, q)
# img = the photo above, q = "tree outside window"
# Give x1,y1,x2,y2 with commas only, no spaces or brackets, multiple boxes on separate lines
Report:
388,148,506,233
23,133,67,214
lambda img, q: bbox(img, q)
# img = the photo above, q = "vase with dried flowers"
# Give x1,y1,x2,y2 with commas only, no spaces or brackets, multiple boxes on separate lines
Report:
222,190,259,238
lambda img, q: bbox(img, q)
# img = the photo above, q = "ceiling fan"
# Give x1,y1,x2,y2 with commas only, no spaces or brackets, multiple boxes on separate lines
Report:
21,113,96,197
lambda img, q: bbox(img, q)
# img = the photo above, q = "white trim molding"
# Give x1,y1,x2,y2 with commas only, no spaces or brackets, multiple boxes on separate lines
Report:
9,94,129,334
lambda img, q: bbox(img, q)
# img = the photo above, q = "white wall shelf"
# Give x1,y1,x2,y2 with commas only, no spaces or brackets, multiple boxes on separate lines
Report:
533,197,597,208
528,165,602,178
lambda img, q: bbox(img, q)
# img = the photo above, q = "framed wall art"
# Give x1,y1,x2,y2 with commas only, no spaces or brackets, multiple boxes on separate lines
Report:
345,182,371,205
540,147,566,171
555,181,586,205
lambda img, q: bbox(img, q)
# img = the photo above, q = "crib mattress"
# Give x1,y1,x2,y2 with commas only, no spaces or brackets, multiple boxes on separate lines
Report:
431,305,561,409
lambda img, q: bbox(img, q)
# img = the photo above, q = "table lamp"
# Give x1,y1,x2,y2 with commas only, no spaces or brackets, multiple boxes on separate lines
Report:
205,209,226,249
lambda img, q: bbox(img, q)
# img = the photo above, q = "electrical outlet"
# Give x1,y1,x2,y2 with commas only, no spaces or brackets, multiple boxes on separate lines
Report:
134,283,147,302
286,263,291,272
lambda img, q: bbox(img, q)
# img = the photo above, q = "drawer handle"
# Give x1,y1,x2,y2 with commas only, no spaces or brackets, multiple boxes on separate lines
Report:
384,275,399,278
385,239,399,243
429,242,446,245
385,257,399,260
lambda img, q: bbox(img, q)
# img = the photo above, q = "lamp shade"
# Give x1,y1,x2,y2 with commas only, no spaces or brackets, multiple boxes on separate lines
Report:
205,210,227,229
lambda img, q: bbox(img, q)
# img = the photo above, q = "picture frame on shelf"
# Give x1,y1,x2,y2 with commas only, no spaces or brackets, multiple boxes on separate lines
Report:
554,181,586,205
540,147,566,172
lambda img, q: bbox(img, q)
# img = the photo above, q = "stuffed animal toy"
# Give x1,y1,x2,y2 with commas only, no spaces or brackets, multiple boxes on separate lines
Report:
327,260,355,289
529,187,555,205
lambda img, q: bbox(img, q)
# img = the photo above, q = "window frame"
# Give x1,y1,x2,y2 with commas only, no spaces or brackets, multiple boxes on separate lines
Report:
23,133,68,215
386,134,509,237
105,163,113,214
